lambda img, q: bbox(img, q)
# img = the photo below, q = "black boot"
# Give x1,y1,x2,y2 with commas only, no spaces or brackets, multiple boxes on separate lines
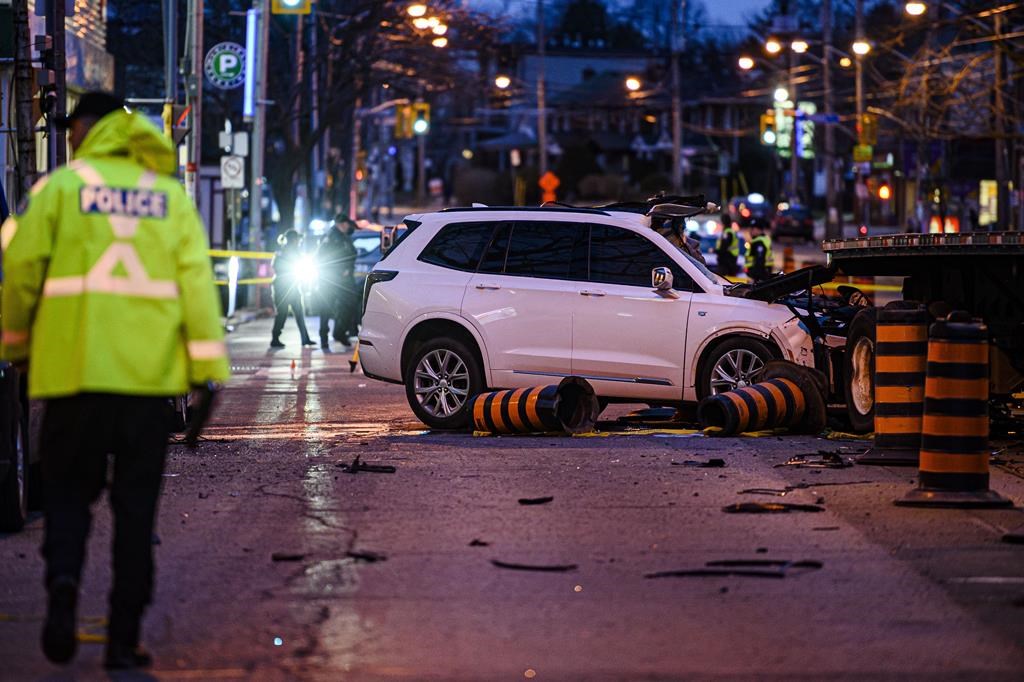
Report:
270,337,285,349
104,641,153,670
320,335,331,351
41,576,78,665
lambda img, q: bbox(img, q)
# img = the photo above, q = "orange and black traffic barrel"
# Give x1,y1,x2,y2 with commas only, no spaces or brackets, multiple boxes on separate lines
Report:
895,313,1011,508
471,376,600,435
698,362,826,436
858,301,928,466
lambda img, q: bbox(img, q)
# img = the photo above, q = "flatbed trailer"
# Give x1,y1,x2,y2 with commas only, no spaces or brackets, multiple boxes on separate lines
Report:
822,232,1024,431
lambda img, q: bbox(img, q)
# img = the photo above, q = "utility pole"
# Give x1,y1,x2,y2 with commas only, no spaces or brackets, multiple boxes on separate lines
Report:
536,0,547,176
993,11,1009,231
351,96,362,219
45,0,67,170
12,0,36,199
788,46,798,201
854,0,865,227
822,0,840,239
293,14,305,232
185,0,204,202
163,0,178,105
670,0,686,194
250,0,270,248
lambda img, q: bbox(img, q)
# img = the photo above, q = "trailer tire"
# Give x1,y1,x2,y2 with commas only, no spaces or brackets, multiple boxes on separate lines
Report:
844,307,878,433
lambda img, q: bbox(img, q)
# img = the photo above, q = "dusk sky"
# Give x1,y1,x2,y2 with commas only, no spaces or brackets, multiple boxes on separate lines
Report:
471,0,772,29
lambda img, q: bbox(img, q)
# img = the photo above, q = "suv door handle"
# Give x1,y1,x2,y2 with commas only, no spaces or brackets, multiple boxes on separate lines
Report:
579,289,606,297
475,282,501,290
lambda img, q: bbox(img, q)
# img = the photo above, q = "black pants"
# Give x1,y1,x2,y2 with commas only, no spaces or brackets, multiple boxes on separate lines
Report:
40,394,171,645
272,283,312,344
317,286,344,343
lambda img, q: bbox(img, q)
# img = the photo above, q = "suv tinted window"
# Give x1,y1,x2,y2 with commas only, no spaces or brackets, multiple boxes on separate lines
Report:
477,222,512,273
418,221,495,271
503,221,587,280
589,225,695,291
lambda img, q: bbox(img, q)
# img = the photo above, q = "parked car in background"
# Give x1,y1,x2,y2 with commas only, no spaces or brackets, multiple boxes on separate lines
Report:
359,204,815,429
727,193,772,227
772,203,816,242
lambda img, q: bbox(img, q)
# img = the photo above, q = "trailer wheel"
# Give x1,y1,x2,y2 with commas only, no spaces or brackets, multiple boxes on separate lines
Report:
844,307,878,433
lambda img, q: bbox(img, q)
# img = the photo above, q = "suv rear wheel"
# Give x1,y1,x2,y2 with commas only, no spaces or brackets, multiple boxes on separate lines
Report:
405,336,484,430
697,337,773,400
843,307,878,433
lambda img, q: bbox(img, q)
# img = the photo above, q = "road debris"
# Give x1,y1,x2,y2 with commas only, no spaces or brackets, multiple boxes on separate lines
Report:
271,552,306,562
722,502,825,514
337,455,397,474
671,458,726,468
346,550,387,563
469,539,490,547
646,559,823,579
518,496,554,506
739,480,876,496
774,451,852,469
491,559,577,572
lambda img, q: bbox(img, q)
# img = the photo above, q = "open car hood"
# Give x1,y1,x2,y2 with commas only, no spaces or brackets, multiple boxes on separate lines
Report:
724,264,837,302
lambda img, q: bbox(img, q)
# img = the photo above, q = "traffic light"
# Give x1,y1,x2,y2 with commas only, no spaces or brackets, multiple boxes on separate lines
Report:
759,111,776,146
412,102,430,135
271,0,311,14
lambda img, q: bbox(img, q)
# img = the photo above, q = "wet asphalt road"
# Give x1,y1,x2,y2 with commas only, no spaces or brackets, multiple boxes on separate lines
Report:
2,315,1024,681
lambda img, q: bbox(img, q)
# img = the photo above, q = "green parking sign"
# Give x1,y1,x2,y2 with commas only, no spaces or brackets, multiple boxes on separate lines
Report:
204,42,246,90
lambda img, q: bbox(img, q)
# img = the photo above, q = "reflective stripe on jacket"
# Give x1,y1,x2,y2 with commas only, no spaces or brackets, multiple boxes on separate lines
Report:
0,110,230,398
745,234,774,274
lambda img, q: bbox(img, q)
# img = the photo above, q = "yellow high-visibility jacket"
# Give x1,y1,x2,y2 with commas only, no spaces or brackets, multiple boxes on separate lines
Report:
1,110,230,398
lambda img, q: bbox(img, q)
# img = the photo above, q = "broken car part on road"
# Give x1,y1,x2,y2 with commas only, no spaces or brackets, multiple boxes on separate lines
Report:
645,559,824,579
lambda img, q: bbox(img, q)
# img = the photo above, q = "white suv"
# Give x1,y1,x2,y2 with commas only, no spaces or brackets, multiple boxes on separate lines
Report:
359,205,814,429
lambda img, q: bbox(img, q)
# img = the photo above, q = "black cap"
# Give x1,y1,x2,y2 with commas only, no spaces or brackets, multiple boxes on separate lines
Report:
55,91,124,128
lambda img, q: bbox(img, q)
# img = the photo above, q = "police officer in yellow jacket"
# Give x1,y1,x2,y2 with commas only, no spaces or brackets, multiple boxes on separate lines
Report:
0,93,230,670
745,217,775,282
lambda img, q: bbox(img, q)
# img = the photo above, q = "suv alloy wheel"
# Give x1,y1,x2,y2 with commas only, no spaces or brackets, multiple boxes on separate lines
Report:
404,336,484,430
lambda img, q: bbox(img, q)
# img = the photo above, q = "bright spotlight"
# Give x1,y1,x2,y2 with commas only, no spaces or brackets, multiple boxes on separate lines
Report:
905,2,927,16
494,74,511,89
738,56,755,70
852,40,872,56
765,38,782,54
625,76,642,91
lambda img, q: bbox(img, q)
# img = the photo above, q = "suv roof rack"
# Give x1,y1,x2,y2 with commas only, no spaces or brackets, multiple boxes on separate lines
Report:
439,205,611,216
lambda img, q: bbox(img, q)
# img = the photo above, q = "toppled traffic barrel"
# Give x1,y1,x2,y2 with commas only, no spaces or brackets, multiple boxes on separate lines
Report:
896,313,1011,508
471,376,600,435
858,301,929,466
698,361,826,436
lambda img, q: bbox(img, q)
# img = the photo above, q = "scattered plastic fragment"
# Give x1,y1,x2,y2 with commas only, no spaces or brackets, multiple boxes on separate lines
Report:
824,430,874,441
518,496,554,506
271,552,306,562
812,527,841,531
645,559,823,579
469,539,490,547
671,458,726,468
346,550,387,563
491,559,577,572
722,502,825,514
775,452,852,469
337,455,396,474
739,480,875,496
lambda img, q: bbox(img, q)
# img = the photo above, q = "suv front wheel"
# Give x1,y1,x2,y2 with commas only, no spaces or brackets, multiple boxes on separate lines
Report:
696,337,773,400
405,337,485,430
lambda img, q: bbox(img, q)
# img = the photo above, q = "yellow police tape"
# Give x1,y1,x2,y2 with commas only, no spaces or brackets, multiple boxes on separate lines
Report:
208,249,274,259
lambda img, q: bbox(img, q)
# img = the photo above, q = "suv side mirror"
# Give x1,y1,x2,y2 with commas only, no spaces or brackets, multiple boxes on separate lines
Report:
652,267,673,291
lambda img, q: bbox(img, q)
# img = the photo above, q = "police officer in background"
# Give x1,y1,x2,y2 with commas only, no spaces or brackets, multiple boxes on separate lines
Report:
270,229,316,349
745,217,775,282
714,213,740,278
0,92,230,670
315,216,357,350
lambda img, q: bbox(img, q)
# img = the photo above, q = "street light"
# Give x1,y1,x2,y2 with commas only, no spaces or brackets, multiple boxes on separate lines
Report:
412,17,430,29
791,39,809,54
904,2,927,15
765,38,782,54
407,3,427,17
625,76,641,91
494,74,511,89
431,36,448,48
774,87,790,103
737,56,755,70
427,16,440,28
839,56,853,68
852,39,872,56
432,23,448,35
